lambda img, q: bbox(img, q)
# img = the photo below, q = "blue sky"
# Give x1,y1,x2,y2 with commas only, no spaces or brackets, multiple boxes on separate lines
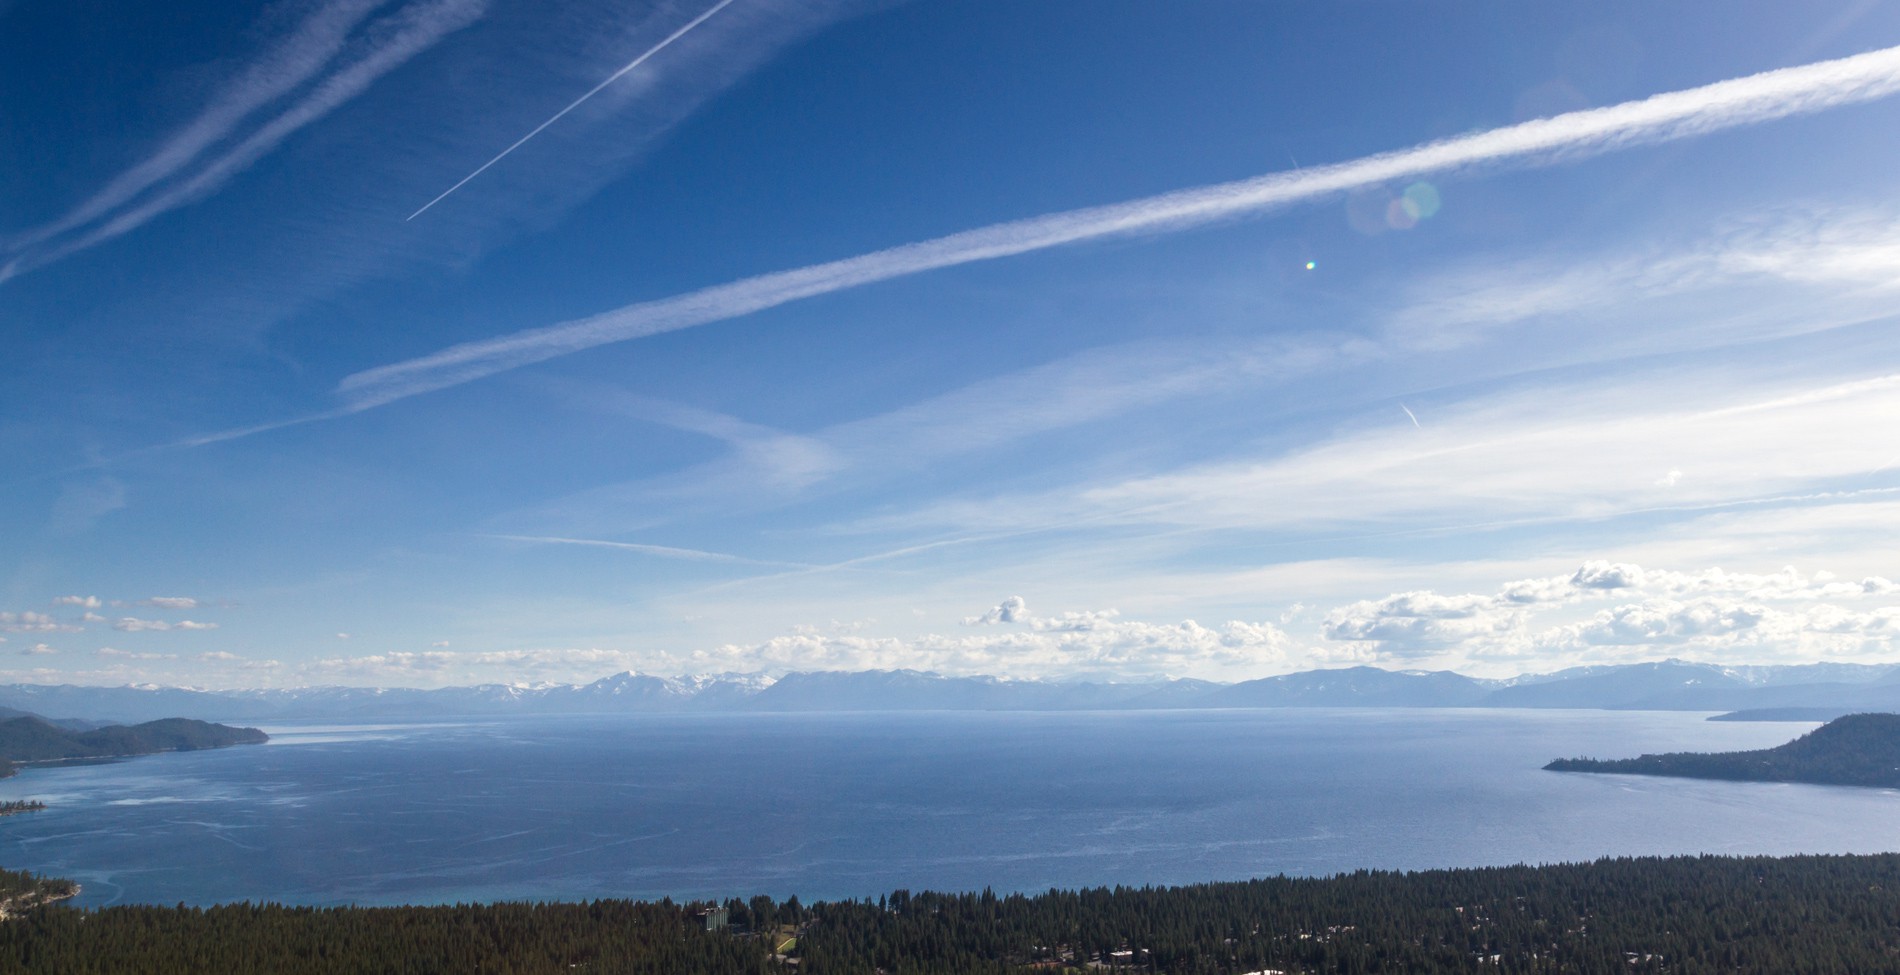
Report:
7,0,1900,688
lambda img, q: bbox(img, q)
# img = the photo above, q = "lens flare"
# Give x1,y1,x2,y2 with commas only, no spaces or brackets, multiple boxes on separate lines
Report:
1402,181,1442,219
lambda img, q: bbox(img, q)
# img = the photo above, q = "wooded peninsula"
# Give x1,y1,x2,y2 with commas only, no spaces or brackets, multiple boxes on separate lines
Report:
0,854,1896,973
1546,712,1900,788
0,717,267,779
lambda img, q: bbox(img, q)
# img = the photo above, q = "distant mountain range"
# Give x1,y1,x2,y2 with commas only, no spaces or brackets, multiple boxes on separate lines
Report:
7,659,1900,723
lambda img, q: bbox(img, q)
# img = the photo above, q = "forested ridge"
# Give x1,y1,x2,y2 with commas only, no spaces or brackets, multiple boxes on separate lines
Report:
2,854,1899,973
1547,712,1900,787
0,717,267,778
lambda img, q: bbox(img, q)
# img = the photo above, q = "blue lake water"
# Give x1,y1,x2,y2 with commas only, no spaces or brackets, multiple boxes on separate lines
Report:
0,709,1894,908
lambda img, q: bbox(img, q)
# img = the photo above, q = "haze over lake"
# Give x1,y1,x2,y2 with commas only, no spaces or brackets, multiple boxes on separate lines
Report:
0,709,1894,909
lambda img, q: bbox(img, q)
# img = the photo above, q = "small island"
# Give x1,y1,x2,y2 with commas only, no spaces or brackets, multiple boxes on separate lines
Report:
1547,712,1900,788
0,716,268,779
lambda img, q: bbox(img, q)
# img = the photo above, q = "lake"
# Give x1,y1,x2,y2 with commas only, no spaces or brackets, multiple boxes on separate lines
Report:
0,709,1893,908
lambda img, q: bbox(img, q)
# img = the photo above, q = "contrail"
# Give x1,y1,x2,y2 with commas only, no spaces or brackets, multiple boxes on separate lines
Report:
406,0,743,221
339,43,1900,410
1400,404,1421,428
1,0,487,284
2,0,386,257
479,533,808,567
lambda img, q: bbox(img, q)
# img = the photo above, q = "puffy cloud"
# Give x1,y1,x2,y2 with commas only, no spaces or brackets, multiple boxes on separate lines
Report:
1323,591,1525,657
139,596,200,609
1319,560,1900,669
305,607,1306,684
1559,598,1773,646
111,617,218,632
20,644,58,656
704,611,1303,680
50,595,101,609
195,651,242,662
0,612,79,634
963,596,1028,625
1570,561,1648,590
1529,598,1900,665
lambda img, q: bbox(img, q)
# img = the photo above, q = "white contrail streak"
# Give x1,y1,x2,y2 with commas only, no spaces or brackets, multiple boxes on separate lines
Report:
406,0,742,221
2,0,386,257
0,0,487,284
1400,404,1421,428
338,43,1900,410
480,533,808,566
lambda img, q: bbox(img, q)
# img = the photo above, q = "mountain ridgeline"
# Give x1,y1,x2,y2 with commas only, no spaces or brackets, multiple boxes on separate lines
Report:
1547,712,1900,787
11,653,1900,722
0,717,268,777
9,659,1900,723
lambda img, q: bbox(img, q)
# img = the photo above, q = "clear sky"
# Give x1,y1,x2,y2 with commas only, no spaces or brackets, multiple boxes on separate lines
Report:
6,0,1900,688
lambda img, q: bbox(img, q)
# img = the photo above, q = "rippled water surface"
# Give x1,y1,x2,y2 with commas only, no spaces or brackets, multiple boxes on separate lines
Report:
0,709,1891,907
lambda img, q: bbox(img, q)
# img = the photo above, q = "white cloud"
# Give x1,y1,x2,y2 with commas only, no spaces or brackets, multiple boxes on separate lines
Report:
50,595,101,609
303,601,1305,684
140,596,200,609
1318,559,1900,670
337,43,1900,409
112,617,219,632
1323,591,1526,658
3,0,387,255
195,651,242,662
2,0,489,282
0,612,79,634
96,648,176,661
873,369,1900,539
1390,206,1900,352
964,596,1028,626
21,644,58,657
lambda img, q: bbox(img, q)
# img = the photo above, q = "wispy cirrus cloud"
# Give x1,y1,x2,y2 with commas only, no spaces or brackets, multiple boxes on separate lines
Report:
139,596,201,610
1,0,487,282
336,42,1900,410
96,647,177,661
2,0,389,256
862,368,1900,539
480,533,811,568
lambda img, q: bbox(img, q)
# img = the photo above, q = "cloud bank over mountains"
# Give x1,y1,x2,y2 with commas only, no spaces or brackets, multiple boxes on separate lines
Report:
8,561,1898,688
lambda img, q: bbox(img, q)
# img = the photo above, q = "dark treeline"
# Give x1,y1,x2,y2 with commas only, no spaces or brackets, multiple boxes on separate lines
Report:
0,865,77,913
0,717,267,778
3,854,1900,973
1547,712,1900,787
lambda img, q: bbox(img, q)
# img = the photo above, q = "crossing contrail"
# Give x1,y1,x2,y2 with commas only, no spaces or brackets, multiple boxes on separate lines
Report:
406,0,743,221
343,42,1900,409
